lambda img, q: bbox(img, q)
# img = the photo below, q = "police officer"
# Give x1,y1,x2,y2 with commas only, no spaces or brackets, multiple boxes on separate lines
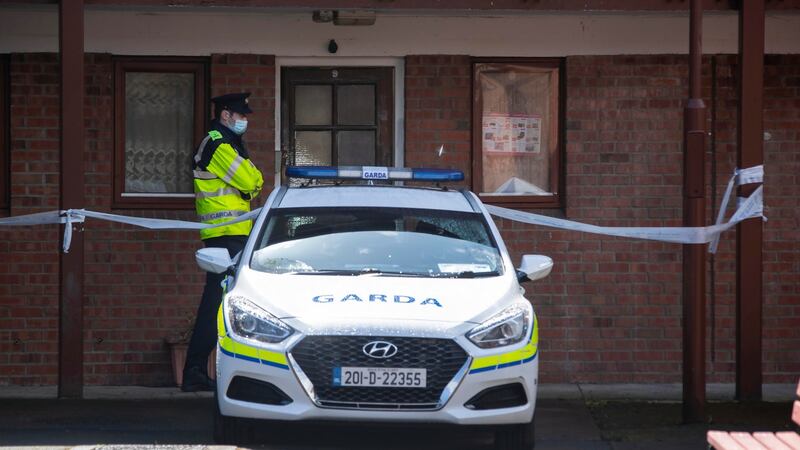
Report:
182,92,264,391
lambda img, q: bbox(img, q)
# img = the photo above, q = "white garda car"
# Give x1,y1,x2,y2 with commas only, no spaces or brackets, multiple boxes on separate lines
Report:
196,166,553,450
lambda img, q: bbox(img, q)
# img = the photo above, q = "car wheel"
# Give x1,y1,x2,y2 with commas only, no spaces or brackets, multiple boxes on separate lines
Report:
213,390,246,445
494,417,535,450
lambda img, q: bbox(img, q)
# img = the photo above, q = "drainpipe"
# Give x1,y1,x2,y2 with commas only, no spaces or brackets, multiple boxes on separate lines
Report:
682,0,707,423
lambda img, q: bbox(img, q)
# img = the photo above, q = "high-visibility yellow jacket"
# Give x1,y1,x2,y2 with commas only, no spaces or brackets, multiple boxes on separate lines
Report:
193,122,263,240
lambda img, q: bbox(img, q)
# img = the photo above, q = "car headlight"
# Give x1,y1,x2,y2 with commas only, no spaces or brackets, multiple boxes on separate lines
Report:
468,303,532,349
226,296,294,344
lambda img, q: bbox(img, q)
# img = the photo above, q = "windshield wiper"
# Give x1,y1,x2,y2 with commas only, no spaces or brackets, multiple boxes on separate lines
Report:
291,268,421,277
290,269,366,276
437,270,501,278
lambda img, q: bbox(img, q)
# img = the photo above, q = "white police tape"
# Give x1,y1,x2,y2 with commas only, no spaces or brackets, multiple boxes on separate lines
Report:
61,209,263,253
0,210,68,226
0,207,262,253
0,166,764,254
76,208,262,231
486,184,762,252
708,164,764,254
0,210,75,252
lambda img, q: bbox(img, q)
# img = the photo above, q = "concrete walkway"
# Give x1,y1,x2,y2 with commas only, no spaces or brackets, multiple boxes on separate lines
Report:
0,397,600,449
0,384,795,449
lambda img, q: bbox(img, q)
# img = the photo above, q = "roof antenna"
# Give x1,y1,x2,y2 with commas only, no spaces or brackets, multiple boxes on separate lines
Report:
436,145,448,190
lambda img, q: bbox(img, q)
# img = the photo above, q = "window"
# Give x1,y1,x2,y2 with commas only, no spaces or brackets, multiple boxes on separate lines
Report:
1,55,8,209
113,57,207,208
281,67,394,184
472,59,564,209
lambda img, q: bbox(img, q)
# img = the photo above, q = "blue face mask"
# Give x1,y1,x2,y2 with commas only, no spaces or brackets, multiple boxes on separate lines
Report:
231,118,248,135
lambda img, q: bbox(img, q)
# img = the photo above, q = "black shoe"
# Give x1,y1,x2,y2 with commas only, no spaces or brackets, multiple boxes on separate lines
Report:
181,366,216,392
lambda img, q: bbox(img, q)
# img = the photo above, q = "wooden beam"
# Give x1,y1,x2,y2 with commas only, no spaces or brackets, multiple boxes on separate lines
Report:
735,0,764,402
11,0,797,11
682,0,706,423
58,0,84,399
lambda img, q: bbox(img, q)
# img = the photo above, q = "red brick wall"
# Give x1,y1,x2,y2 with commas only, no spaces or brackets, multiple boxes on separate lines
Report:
708,54,737,381
0,54,61,385
699,54,800,383
0,53,277,386
1,52,797,386
405,54,800,384
83,53,277,385
404,56,473,187
503,55,689,383
81,53,277,385
761,55,800,381
82,53,199,385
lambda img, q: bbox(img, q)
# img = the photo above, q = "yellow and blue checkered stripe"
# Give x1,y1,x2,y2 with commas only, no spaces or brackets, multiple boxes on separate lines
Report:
468,314,538,375
217,305,289,370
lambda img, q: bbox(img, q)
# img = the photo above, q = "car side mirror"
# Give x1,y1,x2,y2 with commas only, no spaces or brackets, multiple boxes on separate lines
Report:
517,255,553,283
196,247,234,274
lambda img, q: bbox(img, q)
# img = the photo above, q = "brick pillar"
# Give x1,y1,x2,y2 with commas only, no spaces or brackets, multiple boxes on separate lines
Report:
210,55,276,196
404,55,472,186
1,54,62,385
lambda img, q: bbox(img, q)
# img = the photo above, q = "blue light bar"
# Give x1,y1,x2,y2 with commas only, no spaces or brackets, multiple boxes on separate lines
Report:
411,168,465,182
285,166,339,179
286,166,464,182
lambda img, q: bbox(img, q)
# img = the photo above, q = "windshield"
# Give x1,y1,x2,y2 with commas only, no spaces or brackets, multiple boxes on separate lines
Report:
251,207,503,278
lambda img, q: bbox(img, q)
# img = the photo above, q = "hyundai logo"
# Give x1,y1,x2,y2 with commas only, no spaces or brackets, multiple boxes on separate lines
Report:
363,341,398,359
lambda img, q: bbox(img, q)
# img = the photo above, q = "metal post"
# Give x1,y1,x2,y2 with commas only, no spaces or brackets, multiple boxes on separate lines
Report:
736,0,764,402
58,0,84,399
682,0,707,423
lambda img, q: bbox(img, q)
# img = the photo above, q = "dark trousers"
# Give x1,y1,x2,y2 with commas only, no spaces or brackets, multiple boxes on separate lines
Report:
184,235,247,373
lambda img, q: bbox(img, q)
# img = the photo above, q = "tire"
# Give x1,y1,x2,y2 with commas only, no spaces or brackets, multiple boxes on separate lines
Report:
214,390,247,445
494,417,535,450
214,390,286,445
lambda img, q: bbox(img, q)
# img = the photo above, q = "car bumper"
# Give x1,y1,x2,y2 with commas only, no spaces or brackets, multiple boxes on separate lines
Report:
216,347,538,426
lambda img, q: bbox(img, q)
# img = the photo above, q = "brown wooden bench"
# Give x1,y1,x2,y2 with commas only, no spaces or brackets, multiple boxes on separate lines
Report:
707,381,800,449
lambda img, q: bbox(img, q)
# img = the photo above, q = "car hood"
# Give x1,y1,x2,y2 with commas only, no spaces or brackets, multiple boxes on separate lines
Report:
231,268,521,328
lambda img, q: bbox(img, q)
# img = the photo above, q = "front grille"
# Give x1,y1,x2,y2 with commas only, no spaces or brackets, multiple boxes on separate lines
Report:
290,336,468,409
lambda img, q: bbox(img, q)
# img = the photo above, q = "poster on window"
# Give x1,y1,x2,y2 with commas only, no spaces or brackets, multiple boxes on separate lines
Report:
482,114,541,154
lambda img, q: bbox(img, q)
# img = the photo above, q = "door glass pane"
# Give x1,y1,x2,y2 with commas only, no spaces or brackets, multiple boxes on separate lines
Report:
124,72,194,193
295,85,332,125
477,64,557,196
337,131,375,165
337,85,375,125
295,131,332,166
